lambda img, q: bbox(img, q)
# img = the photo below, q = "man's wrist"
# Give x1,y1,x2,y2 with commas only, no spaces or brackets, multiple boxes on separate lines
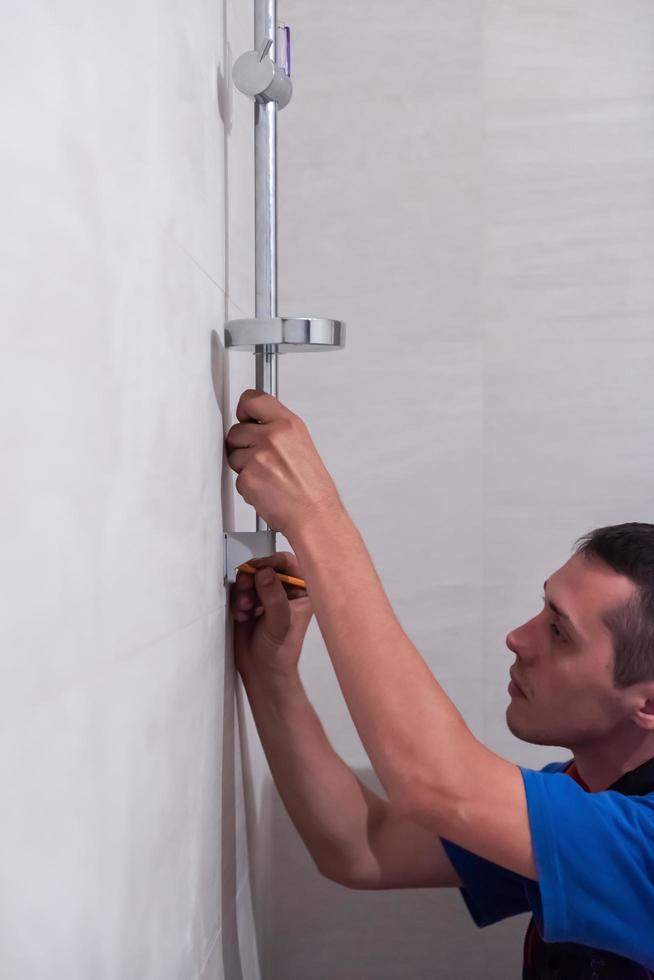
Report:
282,490,347,542
239,660,303,699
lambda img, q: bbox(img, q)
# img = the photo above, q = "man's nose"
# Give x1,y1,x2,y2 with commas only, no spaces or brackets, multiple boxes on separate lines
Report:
505,621,533,661
506,628,520,654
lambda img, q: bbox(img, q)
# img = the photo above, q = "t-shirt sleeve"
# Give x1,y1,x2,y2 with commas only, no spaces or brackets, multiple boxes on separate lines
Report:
440,837,531,927
439,761,567,929
521,766,654,968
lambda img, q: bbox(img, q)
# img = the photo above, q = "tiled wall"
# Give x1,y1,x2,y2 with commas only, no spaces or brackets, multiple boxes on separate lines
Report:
1,1,260,977
238,1,654,977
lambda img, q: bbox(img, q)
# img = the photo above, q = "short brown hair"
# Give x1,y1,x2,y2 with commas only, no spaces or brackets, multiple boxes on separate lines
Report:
574,523,654,688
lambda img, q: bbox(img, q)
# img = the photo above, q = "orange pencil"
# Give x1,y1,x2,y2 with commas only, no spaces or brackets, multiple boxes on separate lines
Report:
235,562,306,589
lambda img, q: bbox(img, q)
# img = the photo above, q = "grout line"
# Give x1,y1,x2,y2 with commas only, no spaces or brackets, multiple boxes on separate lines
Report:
167,233,252,318
167,234,228,297
197,926,222,979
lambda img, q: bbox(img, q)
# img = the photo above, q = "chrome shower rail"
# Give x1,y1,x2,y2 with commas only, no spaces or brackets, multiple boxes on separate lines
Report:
224,0,346,580
253,0,278,406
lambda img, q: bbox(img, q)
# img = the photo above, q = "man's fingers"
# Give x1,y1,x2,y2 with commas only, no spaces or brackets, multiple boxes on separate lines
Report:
225,447,250,475
285,587,308,599
252,568,291,640
235,389,290,425
244,551,302,578
233,571,255,591
230,573,255,624
231,553,305,629
225,421,261,452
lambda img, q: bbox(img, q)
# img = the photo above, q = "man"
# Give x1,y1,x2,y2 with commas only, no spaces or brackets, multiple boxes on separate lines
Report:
226,389,654,978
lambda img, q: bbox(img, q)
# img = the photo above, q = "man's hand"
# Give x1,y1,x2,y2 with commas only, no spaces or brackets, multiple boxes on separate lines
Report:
230,552,314,682
225,389,342,536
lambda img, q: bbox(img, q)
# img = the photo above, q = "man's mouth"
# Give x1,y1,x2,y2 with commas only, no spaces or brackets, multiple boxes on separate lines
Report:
508,670,528,699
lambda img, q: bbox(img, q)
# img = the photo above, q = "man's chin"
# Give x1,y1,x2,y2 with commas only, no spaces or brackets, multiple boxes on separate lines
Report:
505,705,560,747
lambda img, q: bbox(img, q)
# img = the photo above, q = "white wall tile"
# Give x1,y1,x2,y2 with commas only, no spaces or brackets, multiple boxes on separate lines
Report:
1,231,224,718
0,615,224,980
1,0,260,975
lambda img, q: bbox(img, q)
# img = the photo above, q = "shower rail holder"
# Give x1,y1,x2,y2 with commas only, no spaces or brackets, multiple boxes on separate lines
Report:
225,316,345,353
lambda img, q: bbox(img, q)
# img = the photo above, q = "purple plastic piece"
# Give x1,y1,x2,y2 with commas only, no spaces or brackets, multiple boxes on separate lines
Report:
276,25,291,77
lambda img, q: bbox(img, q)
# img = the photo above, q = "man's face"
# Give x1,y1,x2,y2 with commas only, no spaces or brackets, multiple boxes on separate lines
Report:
505,553,638,748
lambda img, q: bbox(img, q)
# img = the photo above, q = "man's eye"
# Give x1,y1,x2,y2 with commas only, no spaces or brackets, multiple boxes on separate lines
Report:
550,622,562,639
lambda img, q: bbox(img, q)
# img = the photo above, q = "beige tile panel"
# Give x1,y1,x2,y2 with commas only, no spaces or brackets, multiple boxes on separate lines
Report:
276,0,483,342
483,99,654,322
279,0,482,102
482,337,654,597
485,0,654,102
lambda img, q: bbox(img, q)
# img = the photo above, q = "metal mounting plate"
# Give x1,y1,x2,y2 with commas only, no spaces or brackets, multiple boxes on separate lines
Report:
224,530,277,584
225,317,345,353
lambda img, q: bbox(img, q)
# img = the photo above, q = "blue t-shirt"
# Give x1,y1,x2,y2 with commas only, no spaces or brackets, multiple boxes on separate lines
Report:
441,761,654,970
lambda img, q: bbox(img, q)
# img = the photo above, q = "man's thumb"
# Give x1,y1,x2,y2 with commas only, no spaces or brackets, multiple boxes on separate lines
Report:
255,567,285,607
254,567,291,641
256,567,275,587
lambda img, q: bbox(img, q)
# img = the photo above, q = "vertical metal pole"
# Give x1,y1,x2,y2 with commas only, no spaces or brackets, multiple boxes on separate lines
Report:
254,0,278,533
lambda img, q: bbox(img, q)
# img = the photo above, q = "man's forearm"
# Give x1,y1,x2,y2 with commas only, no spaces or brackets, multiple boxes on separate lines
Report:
240,663,388,882
286,500,479,819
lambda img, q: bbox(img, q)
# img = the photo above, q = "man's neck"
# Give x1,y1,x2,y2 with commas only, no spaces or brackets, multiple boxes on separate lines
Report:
571,730,654,792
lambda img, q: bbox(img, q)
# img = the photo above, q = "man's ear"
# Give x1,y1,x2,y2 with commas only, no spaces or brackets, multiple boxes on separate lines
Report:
633,684,654,730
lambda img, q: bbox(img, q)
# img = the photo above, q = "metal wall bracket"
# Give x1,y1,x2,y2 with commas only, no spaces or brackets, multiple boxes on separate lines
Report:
232,35,293,110
224,530,277,585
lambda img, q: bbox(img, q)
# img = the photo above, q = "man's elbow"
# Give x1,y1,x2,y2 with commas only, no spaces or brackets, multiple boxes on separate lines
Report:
315,855,375,890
